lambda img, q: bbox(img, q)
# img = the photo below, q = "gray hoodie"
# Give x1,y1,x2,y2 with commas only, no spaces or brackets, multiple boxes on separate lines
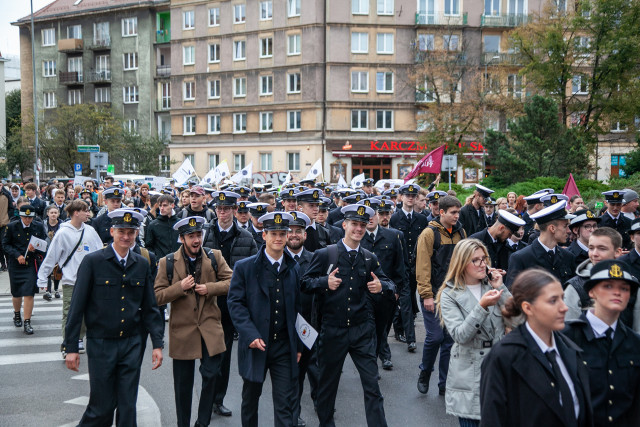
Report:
564,258,592,321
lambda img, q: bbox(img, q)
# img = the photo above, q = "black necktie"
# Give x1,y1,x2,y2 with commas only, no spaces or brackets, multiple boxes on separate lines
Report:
349,251,357,265
369,232,375,241
605,327,613,346
273,262,280,273
545,350,576,424
294,255,300,263
220,230,228,241
120,259,126,269
407,213,412,222
548,250,555,265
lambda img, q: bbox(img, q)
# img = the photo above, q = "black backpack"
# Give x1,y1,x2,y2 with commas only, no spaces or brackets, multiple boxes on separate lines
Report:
411,225,465,278
165,248,219,283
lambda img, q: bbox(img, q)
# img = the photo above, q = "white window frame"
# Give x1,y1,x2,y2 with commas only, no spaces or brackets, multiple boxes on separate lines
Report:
444,0,460,16
377,0,394,15
43,60,56,77
260,75,273,96
184,154,195,166
234,4,246,24
443,35,459,51
287,73,301,94
233,113,247,134
234,153,246,171
183,81,195,101
287,152,300,171
351,32,368,53
159,155,171,173
67,25,82,39
183,11,195,30
417,80,435,102
351,71,369,93
208,80,221,99
260,112,273,133
572,75,588,95
208,43,221,63
611,121,627,133
233,40,246,61
123,85,139,104
352,0,369,15
287,110,302,131
68,89,82,105
94,86,110,103
260,152,273,171
183,115,196,135
209,154,220,170
43,92,56,109
260,1,273,20
376,71,394,93
260,37,273,58
209,8,220,26
418,34,435,51
122,17,138,37
126,119,138,135
376,110,394,131
351,109,368,131
42,28,55,46
183,46,195,65
287,34,301,56
123,53,138,70
43,158,56,173
233,77,247,98
208,114,221,134
376,33,394,54
288,0,301,17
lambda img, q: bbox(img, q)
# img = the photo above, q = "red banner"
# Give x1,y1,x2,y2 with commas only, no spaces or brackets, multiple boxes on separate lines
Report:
403,145,446,183
562,173,581,199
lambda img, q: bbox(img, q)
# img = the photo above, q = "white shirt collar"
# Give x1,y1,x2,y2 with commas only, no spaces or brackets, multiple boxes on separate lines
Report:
307,221,317,230
526,321,557,354
341,239,360,252
537,239,555,253
252,224,262,234
607,211,619,221
286,246,304,258
368,226,379,240
576,239,589,252
20,219,31,228
507,237,518,247
264,250,283,270
586,309,617,338
111,244,129,264
218,223,233,233
402,207,412,218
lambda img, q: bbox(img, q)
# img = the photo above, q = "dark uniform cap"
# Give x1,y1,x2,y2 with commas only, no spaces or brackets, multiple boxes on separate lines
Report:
247,202,269,218
399,184,421,195
540,193,569,207
235,186,251,197
108,209,144,229
341,205,375,223
475,184,494,198
237,200,250,213
377,199,395,212
103,187,124,200
628,217,640,234
427,191,448,203
338,188,356,198
485,197,498,206
218,183,230,191
288,211,310,228
318,197,332,211
173,216,206,235
280,188,299,200
383,188,399,197
188,177,199,185
530,200,575,225
362,178,375,186
358,198,381,211
263,183,273,190
584,259,639,292
602,190,626,203
80,188,92,196
497,210,526,234
253,183,265,193
162,186,173,195
259,212,294,231
213,191,240,206
343,193,363,204
524,188,554,205
296,189,322,203
315,181,328,190
570,208,601,229
299,178,315,186
19,205,36,217
128,207,148,217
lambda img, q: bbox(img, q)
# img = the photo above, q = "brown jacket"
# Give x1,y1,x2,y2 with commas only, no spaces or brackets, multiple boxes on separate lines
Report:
154,247,232,360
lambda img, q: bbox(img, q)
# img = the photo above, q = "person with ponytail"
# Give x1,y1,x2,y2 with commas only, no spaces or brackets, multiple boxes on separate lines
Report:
435,238,510,427
480,269,593,427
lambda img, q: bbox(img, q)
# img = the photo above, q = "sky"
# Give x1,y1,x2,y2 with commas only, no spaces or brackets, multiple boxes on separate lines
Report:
1,0,52,58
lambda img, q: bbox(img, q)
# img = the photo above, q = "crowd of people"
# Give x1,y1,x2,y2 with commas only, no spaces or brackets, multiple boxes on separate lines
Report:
3,174,640,427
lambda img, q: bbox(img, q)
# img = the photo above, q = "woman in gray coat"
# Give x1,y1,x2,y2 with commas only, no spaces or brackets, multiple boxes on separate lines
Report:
435,238,511,427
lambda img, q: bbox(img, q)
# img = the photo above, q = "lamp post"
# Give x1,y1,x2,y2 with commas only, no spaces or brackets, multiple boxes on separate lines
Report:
482,55,500,180
30,0,40,184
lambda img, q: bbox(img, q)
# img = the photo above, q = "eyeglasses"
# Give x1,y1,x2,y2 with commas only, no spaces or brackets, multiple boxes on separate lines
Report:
216,206,234,212
470,256,490,267
582,224,597,230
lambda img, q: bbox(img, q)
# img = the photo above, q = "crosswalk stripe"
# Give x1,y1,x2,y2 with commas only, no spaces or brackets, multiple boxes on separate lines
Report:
0,324,61,333
0,351,63,365
0,306,63,313
0,301,63,308
0,336,62,347
2,314,63,322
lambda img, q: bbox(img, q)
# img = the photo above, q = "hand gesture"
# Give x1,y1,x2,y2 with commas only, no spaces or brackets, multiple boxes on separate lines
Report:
367,272,382,293
180,275,195,291
328,268,342,291
487,268,505,289
249,338,266,351
194,283,208,295
423,298,435,313
151,348,163,370
479,289,504,310
27,244,35,252
65,353,80,371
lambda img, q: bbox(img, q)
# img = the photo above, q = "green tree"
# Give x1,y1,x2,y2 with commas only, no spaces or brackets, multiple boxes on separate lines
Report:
484,95,590,186
121,133,169,175
5,89,21,141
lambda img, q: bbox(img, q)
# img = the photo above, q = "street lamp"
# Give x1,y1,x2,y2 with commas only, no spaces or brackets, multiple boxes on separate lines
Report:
482,55,500,180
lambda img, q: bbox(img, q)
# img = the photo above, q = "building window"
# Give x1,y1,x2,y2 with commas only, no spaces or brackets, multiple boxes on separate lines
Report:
376,71,393,93
351,110,368,130
234,153,246,171
351,32,368,53
44,92,56,109
377,0,394,15
288,34,301,55
43,60,56,77
94,87,110,103
483,35,500,52
183,81,195,100
123,53,138,70
183,46,195,65
208,80,221,99
183,11,195,29
417,80,435,102
287,73,301,93
507,74,523,98
209,154,220,169
233,113,247,133
485,0,500,15
287,152,300,171
209,8,220,26
418,34,435,51
260,75,273,95
260,153,273,171
43,158,56,173
376,33,394,54
67,57,82,79
444,0,459,15
234,4,246,23
68,89,82,105
376,110,393,130
233,40,246,60
288,0,301,17
183,116,196,135
42,28,55,46
126,119,138,135
554,0,567,13
351,71,369,93
443,35,459,51
287,110,301,131
159,155,171,172
260,1,273,20
260,37,273,58
67,25,82,39
234,77,247,97
208,44,220,63
352,0,369,14
123,86,139,104
208,114,221,134
260,112,273,132
611,121,627,133
161,82,171,109
95,55,109,74
122,17,138,36
572,75,588,94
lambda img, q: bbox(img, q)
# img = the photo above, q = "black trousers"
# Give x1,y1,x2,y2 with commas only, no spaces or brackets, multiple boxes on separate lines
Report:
398,279,416,343
316,321,387,427
213,296,234,405
173,338,222,427
294,342,319,420
375,297,396,361
241,339,297,427
80,335,143,427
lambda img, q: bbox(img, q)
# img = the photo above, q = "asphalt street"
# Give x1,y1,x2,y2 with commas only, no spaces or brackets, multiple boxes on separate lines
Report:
0,281,457,427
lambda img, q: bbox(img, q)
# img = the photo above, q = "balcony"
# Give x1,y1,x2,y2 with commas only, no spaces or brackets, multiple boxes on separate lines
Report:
156,65,171,77
89,37,111,50
481,14,529,27
59,71,83,85
416,12,467,26
58,38,83,53
481,52,524,66
87,70,111,83
156,29,170,44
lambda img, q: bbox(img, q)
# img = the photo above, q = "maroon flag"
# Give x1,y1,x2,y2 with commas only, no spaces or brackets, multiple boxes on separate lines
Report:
404,145,446,182
562,173,581,199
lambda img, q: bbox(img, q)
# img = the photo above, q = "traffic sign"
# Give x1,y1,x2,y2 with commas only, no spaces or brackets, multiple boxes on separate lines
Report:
441,155,457,172
77,145,100,153
106,164,114,174
90,152,109,170
74,163,82,176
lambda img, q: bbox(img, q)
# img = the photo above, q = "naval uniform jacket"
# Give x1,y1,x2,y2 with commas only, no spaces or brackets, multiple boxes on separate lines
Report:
64,245,164,353
227,249,303,383
290,248,315,325
3,219,47,289
459,204,488,237
360,227,408,294
567,240,589,266
599,212,632,250
480,324,593,427
469,229,511,271
563,313,640,426
26,197,46,218
91,210,114,244
505,239,576,288
389,209,429,261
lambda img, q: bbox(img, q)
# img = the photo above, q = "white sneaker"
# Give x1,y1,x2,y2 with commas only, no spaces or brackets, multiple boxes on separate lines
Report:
78,340,85,354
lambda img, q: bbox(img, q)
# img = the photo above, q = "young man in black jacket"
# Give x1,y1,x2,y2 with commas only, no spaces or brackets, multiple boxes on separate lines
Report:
145,195,181,259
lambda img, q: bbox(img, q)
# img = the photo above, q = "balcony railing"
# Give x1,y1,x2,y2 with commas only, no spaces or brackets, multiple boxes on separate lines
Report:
156,29,171,43
416,12,467,26
89,37,111,50
481,52,524,66
481,13,529,27
87,70,111,83
59,71,83,85
58,38,83,52
156,65,171,77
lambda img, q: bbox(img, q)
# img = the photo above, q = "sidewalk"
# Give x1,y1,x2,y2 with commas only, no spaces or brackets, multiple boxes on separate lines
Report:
0,270,10,295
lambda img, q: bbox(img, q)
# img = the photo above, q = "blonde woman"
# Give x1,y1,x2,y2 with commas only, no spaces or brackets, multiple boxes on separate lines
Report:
435,238,511,427
507,192,517,209
495,197,508,211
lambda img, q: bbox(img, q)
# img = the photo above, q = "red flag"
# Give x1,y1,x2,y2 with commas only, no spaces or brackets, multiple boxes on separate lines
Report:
404,145,446,182
562,173,581,199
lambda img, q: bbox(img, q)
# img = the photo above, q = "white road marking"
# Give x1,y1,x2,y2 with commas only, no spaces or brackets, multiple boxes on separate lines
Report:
0,336,62,347
0,351,62,365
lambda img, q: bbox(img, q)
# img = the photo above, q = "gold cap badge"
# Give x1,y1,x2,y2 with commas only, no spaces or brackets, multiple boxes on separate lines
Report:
188,218,196,227
357,206,365,216
610,264,623,278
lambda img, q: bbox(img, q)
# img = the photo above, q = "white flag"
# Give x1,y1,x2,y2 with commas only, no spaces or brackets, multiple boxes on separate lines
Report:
282,172,291,187
351,173,366,189
199,168,217,186
295,313,318,350
231,161,253,184
337,174,348,188
213,161,231,184
304,158,323,180
172,158,195,184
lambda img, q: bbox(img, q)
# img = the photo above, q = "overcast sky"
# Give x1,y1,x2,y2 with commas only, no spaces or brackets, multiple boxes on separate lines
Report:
1,0,52,58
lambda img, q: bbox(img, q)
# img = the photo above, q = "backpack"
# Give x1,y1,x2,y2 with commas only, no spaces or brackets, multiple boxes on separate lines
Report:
165,248,219,283
411,225,465,278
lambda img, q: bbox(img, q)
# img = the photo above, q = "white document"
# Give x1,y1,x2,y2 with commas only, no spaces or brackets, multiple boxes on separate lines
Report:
295,313,318,350
25,235,48,257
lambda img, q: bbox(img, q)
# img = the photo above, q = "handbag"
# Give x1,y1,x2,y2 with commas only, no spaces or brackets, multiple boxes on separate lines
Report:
56,228,85,279
52,265,63,281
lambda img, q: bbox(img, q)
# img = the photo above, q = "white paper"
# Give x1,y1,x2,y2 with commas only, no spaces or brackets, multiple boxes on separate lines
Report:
295,313,318,350
230,161,253,184
26,235,48,257
304,158,323,180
